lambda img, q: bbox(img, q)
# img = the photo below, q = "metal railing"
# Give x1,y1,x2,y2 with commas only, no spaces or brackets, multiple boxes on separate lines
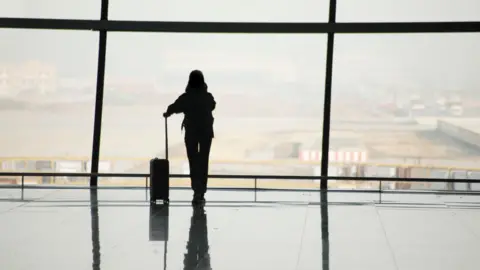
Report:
1,171,479,195
5,156,480,174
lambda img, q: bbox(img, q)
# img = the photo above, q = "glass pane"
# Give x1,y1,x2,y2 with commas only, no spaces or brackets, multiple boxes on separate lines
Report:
338,0,480,22
0,29,98,179
0,0,99,19
330,33,480,191
109,0,329,22
102,33,326,179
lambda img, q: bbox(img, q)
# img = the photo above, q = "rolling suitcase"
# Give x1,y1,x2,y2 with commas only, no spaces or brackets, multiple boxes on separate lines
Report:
150,116,170,204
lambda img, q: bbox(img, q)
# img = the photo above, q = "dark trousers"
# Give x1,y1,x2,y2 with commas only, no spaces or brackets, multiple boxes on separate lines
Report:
185,132,212,195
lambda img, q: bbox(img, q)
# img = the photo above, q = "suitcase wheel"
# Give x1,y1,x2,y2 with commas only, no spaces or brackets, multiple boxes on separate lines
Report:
149,199,168,205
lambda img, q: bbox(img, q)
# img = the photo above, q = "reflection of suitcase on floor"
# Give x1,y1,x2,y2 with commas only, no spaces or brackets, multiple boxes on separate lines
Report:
150,117,170,204
149,204,169,241
149,204,169,270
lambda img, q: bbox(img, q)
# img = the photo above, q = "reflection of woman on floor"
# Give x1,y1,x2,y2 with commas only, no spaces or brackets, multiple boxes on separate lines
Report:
183,206,211,270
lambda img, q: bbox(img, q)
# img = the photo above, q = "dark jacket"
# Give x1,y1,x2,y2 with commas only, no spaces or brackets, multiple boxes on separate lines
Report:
166,86,216,137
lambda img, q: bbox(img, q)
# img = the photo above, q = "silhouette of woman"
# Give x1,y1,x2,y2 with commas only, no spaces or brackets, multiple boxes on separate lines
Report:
164,70,216,204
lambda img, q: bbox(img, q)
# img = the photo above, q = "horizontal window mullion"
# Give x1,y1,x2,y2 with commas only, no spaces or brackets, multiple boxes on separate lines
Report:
1,18,480,33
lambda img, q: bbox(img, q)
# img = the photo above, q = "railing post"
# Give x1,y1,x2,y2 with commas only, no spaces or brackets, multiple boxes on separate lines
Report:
145,176,149,202
254,178,257,202
21,175,25,200
378,179,382,203
466,171,472,191
446,169,454,191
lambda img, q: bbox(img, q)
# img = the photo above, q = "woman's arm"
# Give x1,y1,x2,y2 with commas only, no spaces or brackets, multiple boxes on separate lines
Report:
165,93,187,116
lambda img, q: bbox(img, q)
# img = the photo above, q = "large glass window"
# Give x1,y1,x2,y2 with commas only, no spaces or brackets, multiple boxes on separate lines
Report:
109,0,329,22
330,33,480,190
0,29,98,183
101,33,326,185
1,0,477,191
338,0,480,22
0,0,99,19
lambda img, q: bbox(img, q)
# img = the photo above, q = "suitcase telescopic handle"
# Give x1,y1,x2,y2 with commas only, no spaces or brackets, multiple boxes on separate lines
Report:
164,116,168,160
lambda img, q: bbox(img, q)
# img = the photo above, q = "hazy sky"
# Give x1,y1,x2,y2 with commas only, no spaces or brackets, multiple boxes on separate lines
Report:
1,1,480,94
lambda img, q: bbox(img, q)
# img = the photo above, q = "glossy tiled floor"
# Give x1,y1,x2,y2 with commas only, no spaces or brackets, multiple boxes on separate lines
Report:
1,188,480,270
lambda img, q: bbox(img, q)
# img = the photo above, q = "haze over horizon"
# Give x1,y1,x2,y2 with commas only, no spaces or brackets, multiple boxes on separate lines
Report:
1,0,480,96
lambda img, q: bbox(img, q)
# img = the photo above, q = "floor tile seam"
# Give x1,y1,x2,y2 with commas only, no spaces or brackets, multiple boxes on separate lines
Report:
0,202,28,214
373,205,401,270
106,218,162,249
202,204,261,245
200,202,310,260
92,202,168,249
98,203,199,249
373,196,449,210
1,189,62,213
294,204,311,270
446,206,480,242
433,194,452,209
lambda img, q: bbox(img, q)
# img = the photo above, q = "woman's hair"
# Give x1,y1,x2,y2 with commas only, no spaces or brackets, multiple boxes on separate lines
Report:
186,70,207,92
